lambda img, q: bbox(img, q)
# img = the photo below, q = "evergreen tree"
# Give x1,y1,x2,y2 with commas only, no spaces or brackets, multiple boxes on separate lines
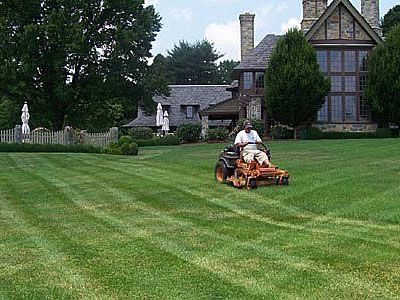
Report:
366,25,400,127
264,28,330,139
0,0,164,130
217,60,239,85
382,5,400,37
165,40,222,85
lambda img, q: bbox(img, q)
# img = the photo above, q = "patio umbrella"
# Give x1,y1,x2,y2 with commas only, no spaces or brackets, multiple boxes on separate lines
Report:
156,103,164,127
21,102,30,135
162,110,170,133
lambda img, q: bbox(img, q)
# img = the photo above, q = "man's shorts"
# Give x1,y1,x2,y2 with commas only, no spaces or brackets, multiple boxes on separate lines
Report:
242,149,269,165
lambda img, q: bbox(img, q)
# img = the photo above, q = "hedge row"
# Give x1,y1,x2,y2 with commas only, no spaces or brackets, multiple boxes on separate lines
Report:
0,143,103,153
133,135,179,147
300,127,397,140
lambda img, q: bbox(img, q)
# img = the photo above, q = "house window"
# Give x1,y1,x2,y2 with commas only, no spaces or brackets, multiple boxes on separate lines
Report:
317,97,329,122
317,50,328,72
345,76,356,92
345,96,357,121
359,74,367,92
330,50,342,72
359,50,368,72
331,96,343,122
255,72,264,88
243,72,253,90
360,96,371,121
186,106,193,119
344,51,356,72
331,76,342,92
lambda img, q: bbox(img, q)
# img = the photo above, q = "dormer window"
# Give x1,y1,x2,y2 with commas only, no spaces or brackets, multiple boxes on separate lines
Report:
243,72,253,90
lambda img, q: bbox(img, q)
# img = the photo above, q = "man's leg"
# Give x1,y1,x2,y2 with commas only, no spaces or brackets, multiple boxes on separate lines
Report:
242,150,256,163
255,151,270,167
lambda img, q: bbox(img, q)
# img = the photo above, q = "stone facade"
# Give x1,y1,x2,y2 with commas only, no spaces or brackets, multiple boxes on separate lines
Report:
302,0,328,32
314,123,378,132
246,98,262,120
239,13,255,60
361,0,381,35
327,7,340,39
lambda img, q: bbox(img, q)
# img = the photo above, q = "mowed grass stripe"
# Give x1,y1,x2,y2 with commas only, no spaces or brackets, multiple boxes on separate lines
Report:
2,155,371,299
0,139,399,299
72,151,400,251
1,153,256,299
30,152,399,298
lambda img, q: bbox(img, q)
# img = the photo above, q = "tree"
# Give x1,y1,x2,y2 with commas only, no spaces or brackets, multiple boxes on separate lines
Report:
365,25,400,127
382,5,400,37
264,28,330,139
217,60,239,85
0,0,165,130
165,40,222,85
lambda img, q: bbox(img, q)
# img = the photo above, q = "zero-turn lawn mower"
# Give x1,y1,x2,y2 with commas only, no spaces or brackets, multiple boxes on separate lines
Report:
215,143,289,190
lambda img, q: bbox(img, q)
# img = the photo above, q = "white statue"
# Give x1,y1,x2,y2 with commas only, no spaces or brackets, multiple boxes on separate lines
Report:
21,102,30,135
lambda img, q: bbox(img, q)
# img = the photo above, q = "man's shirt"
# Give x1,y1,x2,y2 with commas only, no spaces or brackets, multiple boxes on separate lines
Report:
234,130,262,151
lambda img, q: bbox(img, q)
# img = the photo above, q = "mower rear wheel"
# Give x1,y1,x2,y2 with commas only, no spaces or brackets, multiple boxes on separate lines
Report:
215,161,228,183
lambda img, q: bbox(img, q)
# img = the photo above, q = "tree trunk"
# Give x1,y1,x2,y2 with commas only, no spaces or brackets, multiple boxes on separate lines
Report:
294,126,298,140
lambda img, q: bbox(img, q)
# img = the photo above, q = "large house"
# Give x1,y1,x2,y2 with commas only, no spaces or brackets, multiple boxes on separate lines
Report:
124,85,232,130
201,0,383,134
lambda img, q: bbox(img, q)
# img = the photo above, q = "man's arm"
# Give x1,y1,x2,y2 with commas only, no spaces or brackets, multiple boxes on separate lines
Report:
234,132,249,148
254,131,263,144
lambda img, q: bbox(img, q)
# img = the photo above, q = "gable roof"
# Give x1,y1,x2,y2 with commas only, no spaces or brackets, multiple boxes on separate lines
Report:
305,0,383,44
152,85,231,106
234,34,280,71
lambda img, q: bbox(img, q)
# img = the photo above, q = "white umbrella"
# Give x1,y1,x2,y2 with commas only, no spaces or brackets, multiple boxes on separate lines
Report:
156,103,164,127
21,101,30,135
162,110,170,133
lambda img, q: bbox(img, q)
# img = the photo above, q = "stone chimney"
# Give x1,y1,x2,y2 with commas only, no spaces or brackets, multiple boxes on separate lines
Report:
301,0,328,32
239,13,255,60
361,0,382,36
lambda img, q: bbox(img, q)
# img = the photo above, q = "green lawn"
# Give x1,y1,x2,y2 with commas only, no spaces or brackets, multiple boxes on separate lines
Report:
0,140,399,299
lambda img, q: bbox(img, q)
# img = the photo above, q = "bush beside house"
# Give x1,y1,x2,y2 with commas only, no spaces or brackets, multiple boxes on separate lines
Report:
177,124,202,143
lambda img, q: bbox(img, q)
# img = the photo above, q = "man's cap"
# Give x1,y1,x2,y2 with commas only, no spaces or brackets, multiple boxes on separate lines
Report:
243,121,253,129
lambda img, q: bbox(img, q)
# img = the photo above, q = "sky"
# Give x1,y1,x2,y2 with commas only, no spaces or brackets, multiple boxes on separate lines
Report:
144,0,398,61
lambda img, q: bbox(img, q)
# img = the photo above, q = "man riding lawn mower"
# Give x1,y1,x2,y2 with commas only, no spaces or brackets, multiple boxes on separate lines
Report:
215,121,289,189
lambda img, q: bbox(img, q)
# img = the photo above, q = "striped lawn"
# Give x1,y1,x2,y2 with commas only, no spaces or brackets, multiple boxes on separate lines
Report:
0,139,399,299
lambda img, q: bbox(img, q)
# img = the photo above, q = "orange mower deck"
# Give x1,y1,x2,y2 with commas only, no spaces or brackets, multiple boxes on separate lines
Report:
215,145,290,190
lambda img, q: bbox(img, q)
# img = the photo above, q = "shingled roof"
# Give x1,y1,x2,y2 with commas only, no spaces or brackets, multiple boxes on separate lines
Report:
234,34,280,71
124,85,231,128
152,85,231,106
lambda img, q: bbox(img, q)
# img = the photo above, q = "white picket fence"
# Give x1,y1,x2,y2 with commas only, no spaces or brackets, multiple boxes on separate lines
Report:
29,130,65,145
82,131,114,148
0,127,117,148
0,128,15,143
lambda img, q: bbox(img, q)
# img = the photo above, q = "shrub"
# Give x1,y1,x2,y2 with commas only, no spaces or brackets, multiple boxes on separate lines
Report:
300,127,396,140
128,127,153,140
134,135,180,147
102,143,123,155
120,142,139,155
300,127,324,140
0,143,102,153
102,136,139,156
238,118,264,135
269,126,294,140
118,135,134,146
177,123,202,143
207,127,229,141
